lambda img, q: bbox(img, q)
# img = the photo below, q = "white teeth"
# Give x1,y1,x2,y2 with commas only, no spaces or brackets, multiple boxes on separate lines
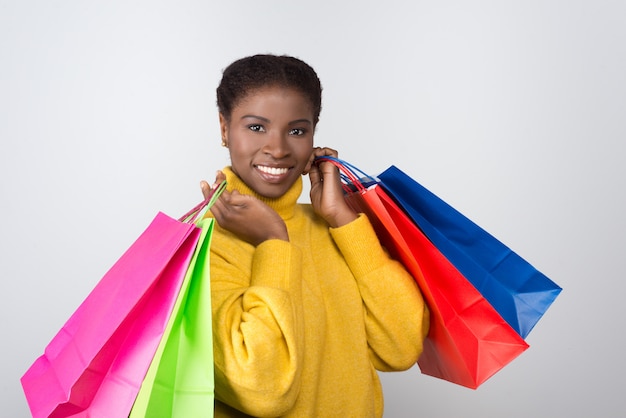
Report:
257,166,289,175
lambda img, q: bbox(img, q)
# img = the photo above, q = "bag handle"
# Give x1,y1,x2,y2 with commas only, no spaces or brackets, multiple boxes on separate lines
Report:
314,156,376,193
178,180,227,223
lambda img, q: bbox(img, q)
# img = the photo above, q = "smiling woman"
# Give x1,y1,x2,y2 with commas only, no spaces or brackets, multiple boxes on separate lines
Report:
220,86,315,200
197,54,430,417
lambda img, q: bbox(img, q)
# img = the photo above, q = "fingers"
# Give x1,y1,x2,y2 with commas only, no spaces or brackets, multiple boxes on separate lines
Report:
207,189,233,224
212,170,226,189
200,170,227,200
306,146,343,189
200,180,211,200
211,190,245,218
313,147,340,179
308,167,321,187
302,147,339,175
316,146,339,159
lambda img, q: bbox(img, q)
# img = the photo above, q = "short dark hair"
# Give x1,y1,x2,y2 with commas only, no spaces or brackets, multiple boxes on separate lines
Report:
216,54,323,125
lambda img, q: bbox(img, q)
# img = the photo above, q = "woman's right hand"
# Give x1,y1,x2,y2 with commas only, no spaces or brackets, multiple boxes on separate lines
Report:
200,171,289,246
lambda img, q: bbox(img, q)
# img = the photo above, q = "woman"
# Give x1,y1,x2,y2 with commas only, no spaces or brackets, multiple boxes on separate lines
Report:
201,54,429,417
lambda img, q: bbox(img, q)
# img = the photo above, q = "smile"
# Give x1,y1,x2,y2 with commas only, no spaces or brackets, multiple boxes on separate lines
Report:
256,165,290,175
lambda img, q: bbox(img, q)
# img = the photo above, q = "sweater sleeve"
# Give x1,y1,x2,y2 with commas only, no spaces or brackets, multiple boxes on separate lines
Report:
210,229,305,417
330,214,430,371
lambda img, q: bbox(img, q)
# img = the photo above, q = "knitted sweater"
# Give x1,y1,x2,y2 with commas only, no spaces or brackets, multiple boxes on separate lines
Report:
206,167,429,418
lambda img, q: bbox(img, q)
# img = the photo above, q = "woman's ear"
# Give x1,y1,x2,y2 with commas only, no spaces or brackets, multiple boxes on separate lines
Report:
219,113,229,147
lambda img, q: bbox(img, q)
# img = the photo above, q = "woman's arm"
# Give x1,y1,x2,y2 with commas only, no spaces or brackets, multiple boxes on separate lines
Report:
330,214,430,371
210,230,305,416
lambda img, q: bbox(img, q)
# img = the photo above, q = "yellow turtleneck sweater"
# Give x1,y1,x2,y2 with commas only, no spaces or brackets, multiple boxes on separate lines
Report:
205,167,428,418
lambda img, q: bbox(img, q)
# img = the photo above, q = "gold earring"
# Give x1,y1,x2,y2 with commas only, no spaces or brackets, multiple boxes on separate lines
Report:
221,138,227,147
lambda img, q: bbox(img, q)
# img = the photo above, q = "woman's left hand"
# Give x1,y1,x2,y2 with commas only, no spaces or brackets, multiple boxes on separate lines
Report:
303,147,357,228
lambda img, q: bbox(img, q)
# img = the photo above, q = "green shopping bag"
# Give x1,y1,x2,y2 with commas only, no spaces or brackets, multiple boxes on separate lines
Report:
130,214,216,417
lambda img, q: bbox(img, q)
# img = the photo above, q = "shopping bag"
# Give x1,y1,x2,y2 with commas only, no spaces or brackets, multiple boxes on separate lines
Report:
130,215,216,418
21,187,223,418
317,157,529,388
378,165,561,338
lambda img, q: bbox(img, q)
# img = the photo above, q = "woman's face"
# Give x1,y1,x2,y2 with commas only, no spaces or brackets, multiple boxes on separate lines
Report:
220,85,315,199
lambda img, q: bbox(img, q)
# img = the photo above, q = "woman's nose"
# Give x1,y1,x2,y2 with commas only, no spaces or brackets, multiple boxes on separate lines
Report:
262,131,289,158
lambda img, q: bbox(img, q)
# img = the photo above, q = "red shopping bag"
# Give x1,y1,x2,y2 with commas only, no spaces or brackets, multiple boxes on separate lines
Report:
21,191,221,417
318,157,528,388
378,165,561,338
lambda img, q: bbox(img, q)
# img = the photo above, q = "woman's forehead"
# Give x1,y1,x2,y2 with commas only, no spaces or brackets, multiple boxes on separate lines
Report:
233,86,313,115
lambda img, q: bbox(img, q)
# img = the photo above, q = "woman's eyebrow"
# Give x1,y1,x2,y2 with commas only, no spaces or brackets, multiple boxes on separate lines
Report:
240,115,312,126
289,119,312,126
241,114,270,123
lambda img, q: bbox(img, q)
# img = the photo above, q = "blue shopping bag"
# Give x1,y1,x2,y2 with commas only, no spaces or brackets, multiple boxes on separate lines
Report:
378,165,561,338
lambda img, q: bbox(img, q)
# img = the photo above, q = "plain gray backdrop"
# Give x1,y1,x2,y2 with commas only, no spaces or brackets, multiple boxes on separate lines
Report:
2,1,624,417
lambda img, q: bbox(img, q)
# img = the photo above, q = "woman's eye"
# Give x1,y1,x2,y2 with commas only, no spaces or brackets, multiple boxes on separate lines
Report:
289,128,306,136
248,124,265,133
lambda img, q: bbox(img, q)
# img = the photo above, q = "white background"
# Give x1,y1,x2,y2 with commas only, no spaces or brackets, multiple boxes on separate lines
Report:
2,1,624,417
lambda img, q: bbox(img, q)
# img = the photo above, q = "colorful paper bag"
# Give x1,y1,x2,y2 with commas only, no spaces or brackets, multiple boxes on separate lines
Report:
378,165,561,338
317,157,529,388
21,191,221,417
130,216,216,417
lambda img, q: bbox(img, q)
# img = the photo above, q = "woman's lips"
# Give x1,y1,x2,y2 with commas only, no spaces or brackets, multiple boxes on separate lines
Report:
255,165,292,182
256,165,290,175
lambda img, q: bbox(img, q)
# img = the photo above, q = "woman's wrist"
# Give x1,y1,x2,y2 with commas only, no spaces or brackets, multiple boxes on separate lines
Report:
328,209,358,228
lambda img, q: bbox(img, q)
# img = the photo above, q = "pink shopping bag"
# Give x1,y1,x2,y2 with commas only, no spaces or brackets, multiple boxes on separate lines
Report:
21,197,216,418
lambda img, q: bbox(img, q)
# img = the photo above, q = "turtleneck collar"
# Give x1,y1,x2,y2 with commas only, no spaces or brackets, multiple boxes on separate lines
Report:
222,166,303,220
